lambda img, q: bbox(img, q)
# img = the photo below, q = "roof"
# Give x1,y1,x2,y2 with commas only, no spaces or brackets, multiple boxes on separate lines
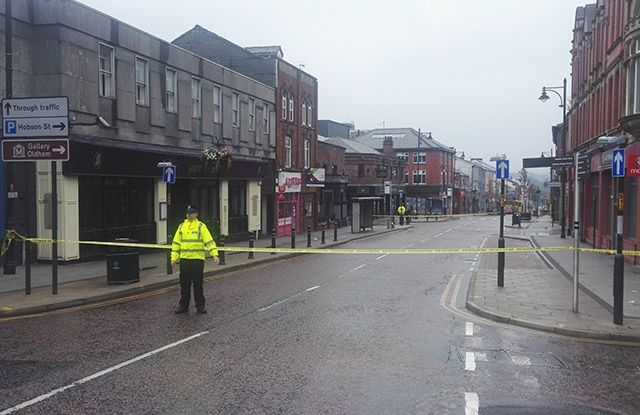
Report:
353,128,455,152
245,46,284,58
319,136,381,155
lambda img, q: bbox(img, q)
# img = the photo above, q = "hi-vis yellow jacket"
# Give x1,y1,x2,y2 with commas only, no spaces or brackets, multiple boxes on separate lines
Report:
171,219,218,261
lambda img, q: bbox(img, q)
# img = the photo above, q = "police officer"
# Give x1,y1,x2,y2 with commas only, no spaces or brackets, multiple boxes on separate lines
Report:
397,204,406,225
171,205,219,314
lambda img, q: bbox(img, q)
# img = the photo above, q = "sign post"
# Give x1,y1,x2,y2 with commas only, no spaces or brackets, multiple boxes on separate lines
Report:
495,159,509,288
1,96,69,292
612,148,625,324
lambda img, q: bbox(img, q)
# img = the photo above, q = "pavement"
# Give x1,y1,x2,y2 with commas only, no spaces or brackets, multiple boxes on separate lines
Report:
1,215,640,343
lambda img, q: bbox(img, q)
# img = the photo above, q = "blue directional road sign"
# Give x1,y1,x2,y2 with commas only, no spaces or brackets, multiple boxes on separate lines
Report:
496,159,509,179
612,149,625,177
163,165,176,183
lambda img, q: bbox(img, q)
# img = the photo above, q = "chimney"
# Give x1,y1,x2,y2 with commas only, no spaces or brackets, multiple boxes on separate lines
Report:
382,136,394,156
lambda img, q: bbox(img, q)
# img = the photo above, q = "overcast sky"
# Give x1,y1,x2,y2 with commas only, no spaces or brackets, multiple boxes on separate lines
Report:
79,0,588,174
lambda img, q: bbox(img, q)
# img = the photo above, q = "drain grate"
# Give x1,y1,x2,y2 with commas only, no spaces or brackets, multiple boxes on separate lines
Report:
458,349,567,369
507,351,568,368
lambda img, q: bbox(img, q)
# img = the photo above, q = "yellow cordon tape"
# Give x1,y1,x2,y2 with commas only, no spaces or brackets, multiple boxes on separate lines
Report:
3,229,638,256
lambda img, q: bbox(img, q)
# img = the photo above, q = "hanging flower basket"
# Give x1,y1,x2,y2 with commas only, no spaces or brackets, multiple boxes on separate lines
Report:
199,147,232,171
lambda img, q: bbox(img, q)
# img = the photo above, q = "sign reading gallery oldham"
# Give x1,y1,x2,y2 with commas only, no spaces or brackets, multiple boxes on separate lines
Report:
2,138,70,162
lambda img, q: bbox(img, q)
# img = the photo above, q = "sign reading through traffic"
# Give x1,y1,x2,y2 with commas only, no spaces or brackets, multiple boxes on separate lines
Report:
2,139,70,162
2,96,69,138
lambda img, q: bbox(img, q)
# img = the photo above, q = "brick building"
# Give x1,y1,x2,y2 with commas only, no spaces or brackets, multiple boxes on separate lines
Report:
174,26,320,236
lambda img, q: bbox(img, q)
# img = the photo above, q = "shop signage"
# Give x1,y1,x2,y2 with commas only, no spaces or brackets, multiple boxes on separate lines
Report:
278,172,302,193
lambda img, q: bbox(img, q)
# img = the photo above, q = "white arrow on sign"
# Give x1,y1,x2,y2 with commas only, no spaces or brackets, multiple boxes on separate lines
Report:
53,146,66,155
164,166,175,182
497,160,509,179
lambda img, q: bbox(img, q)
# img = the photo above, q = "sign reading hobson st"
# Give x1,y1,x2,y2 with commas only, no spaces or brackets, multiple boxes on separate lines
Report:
2,96,69,138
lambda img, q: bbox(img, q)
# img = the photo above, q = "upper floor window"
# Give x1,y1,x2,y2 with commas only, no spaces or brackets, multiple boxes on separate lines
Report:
413,152,426,164
307,102,313,128
288,94,294,122
304,139,310,168
285,136,292,167
263,103,269,134
413,170,426,184
232,92,239,127
165,68,177,113
213,85,222,124
302,100,307,126
358,164,365,178
135,57,149,106
397,152,409,162
99,43,115,98
281,92,288,120
191,78,201,118
249,98,255,131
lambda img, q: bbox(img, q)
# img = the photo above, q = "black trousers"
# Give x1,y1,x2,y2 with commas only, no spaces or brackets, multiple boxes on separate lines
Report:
178,259,205,309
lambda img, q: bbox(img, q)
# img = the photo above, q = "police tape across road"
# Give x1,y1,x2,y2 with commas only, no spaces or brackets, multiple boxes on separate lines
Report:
4,229,638,257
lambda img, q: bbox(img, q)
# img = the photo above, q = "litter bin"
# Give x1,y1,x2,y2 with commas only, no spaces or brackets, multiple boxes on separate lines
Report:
107,238,140,284
511,213,520,226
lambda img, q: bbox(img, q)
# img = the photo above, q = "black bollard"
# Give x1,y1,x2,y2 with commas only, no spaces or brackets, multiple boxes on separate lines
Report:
307,225,312,247
271,229,277,255
334,225,338,242
291,225,296,249
321,224,326,244
248,233,254,259
219,235,226,265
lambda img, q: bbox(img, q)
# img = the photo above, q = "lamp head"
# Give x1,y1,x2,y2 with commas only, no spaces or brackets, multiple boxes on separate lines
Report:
596,135,627,145
538,91,550,103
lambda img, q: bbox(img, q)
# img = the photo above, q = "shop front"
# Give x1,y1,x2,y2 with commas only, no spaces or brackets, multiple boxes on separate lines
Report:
35,136,267,262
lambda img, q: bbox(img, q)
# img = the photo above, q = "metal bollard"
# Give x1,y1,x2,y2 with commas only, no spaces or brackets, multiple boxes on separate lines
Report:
334,225,338,242
321,224,326,244
271,229,277,255
307,225,312,247
248,233,254,259
219,235,226,265
291,226,296,249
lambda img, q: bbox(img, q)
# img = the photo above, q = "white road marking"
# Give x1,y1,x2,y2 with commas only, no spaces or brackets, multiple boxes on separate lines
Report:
434,232,444,237
338,264,366,277
464,392,479,415
465,322,474,336
465,352,476,371
0,331,209,415
511,356,532,366
376,254,389,260
305,286,320,292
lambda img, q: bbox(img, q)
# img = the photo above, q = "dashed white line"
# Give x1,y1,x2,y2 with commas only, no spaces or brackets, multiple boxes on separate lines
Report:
0,331,209,415
464,392,479,415
305,286,320,292
465,352,476,371
465,322,474,336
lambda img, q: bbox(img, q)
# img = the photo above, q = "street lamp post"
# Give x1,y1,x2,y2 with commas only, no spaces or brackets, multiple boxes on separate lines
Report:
539,78,567,238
